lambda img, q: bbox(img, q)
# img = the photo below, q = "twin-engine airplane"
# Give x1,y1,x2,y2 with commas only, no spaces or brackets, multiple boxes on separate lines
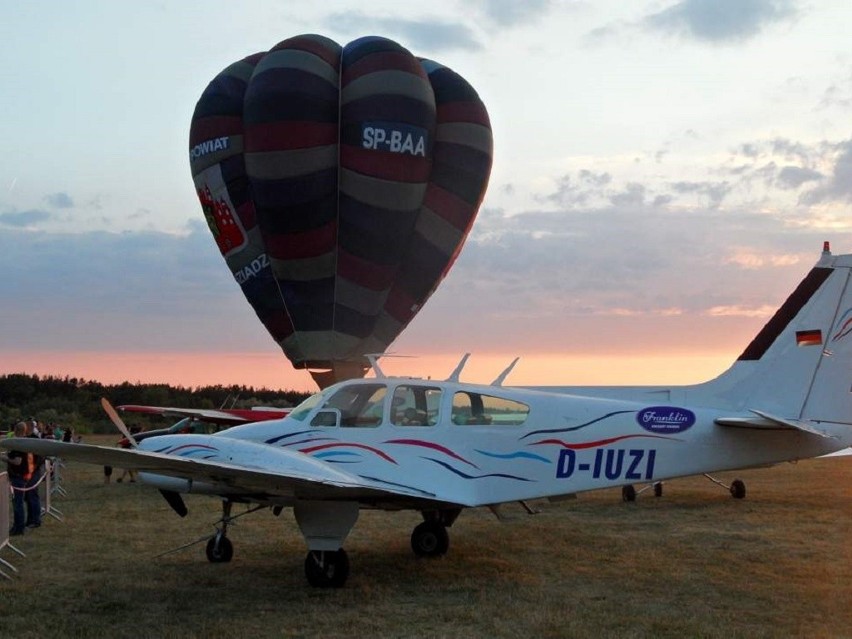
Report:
117,404,291,426
114,404,291,445
4,244,852,587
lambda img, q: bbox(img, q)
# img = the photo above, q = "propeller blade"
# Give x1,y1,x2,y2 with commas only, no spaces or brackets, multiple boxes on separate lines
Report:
159,490,188,518
101,397,138,448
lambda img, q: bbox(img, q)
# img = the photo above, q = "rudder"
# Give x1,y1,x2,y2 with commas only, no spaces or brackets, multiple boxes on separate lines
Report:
692,246,852,419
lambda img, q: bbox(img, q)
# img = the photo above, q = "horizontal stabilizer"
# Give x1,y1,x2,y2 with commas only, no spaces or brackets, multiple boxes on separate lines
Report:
715,409,835,439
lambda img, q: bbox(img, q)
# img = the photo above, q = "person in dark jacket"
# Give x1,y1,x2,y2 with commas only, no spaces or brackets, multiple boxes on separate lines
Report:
4,422,31,536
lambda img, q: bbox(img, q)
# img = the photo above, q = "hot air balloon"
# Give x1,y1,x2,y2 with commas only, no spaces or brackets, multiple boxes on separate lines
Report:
189,34,492,388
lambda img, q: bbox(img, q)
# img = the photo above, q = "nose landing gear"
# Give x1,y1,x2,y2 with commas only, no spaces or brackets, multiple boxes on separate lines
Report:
304,549,350,588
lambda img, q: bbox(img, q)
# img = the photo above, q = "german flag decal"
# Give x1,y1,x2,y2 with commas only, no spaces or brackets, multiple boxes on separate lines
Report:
796,329,823,346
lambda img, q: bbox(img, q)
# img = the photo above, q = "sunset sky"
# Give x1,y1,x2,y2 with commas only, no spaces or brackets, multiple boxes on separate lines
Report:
2,0,852,392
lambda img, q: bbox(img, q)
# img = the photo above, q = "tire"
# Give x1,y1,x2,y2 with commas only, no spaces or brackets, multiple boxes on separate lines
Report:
653,482,663,498
730,479,746,499
411,521,450,557
622,484,637,502
205,534,234,563
304,549,349,588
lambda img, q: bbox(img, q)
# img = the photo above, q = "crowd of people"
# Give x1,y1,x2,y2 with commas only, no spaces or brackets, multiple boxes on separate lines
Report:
4,417,144,538
1,418,66,537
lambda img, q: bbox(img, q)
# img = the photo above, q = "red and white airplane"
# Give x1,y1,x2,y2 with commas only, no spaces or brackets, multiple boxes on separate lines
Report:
112,404,291,446
5,244,851,588
118,404,290,425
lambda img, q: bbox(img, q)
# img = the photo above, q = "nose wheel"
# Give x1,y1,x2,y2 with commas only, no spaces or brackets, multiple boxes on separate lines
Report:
304,549,349,588
205,532,233,563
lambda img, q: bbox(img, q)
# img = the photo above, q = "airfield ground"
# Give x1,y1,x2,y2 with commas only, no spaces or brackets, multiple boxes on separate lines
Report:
1,435,850,638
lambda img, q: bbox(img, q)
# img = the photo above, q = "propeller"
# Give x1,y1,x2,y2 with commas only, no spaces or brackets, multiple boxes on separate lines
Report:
101,397,137,448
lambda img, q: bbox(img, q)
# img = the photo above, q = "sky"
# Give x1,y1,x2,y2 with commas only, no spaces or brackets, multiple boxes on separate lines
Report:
2,0,852,392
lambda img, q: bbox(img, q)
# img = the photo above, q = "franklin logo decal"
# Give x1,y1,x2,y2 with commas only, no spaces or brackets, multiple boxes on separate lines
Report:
637,407,695,434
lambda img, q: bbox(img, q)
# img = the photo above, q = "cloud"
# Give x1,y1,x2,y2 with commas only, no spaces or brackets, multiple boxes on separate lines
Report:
595,307,684,317
544,171,612,208
722,137,845,197
668,180,732,206
0,226,266,352
44,192,74,208
609,182,646,208
776,166,822,189
325,12,482,52
396,188,836,357
818,67,852,110
770,137,813,163
0,209,52,227
705,304,777,317
643,0,798,43
478,0,552,27
800,140,852,204
723,249,801,269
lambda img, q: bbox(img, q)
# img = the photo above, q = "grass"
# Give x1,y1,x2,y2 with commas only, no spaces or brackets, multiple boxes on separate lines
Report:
1,436,850,638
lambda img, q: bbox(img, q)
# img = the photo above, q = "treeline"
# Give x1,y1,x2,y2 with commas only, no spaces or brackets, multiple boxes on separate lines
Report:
0,373,311,433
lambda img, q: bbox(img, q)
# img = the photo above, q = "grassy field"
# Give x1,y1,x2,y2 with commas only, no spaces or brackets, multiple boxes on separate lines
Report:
1,436,850,638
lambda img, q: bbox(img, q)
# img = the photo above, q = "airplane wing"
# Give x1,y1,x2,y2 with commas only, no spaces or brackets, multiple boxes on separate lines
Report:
0,438,440,505
715,409,836,439
118,405,289,425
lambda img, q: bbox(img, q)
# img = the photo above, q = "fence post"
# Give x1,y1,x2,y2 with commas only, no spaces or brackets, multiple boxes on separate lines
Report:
0,471,25,580
51,457,68,497
43,459,64,521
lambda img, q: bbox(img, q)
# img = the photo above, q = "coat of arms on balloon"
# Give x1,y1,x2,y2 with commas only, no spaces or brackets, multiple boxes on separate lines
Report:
189,34,493,388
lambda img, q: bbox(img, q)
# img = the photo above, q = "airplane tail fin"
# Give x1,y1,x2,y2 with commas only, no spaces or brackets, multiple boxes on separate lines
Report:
694,244,852,424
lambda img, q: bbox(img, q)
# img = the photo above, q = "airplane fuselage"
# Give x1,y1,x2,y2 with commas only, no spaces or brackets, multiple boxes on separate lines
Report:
137,378,850,508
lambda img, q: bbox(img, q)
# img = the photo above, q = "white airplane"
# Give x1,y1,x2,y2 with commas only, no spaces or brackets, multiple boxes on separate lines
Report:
4,243,852,588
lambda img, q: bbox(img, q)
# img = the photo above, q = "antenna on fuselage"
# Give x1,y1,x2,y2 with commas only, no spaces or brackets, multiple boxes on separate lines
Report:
446,353,471,382
491,357,519,387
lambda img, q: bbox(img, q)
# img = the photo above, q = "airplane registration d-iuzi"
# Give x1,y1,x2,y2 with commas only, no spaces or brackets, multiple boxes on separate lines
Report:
5,244,852,588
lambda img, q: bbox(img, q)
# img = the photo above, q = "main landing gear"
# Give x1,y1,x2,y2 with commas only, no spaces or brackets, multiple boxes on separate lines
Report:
304,549,350,588
206,532,234,563
410,509,460,558
704,474,746,499
205,500,235,563
411,521,449,557
621,482,664,502
165,501,466,588
621,477,746,502
294,500,359,588
157,498,266,563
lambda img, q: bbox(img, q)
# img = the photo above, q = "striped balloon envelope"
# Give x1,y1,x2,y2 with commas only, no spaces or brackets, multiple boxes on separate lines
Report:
189,34,493,388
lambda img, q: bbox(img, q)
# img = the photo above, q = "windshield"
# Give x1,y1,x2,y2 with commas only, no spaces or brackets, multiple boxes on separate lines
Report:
320,383,387,427
288,390,328,422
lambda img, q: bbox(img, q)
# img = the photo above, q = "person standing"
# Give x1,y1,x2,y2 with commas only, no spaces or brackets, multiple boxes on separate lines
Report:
116,426,141,483
4,422,31,536
24,421,43,529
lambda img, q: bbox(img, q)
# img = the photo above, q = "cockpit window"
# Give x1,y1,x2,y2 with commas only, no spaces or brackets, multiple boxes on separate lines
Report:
451,391,529,426
321,383,387,427
288,391,327,422
390,385,442,426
